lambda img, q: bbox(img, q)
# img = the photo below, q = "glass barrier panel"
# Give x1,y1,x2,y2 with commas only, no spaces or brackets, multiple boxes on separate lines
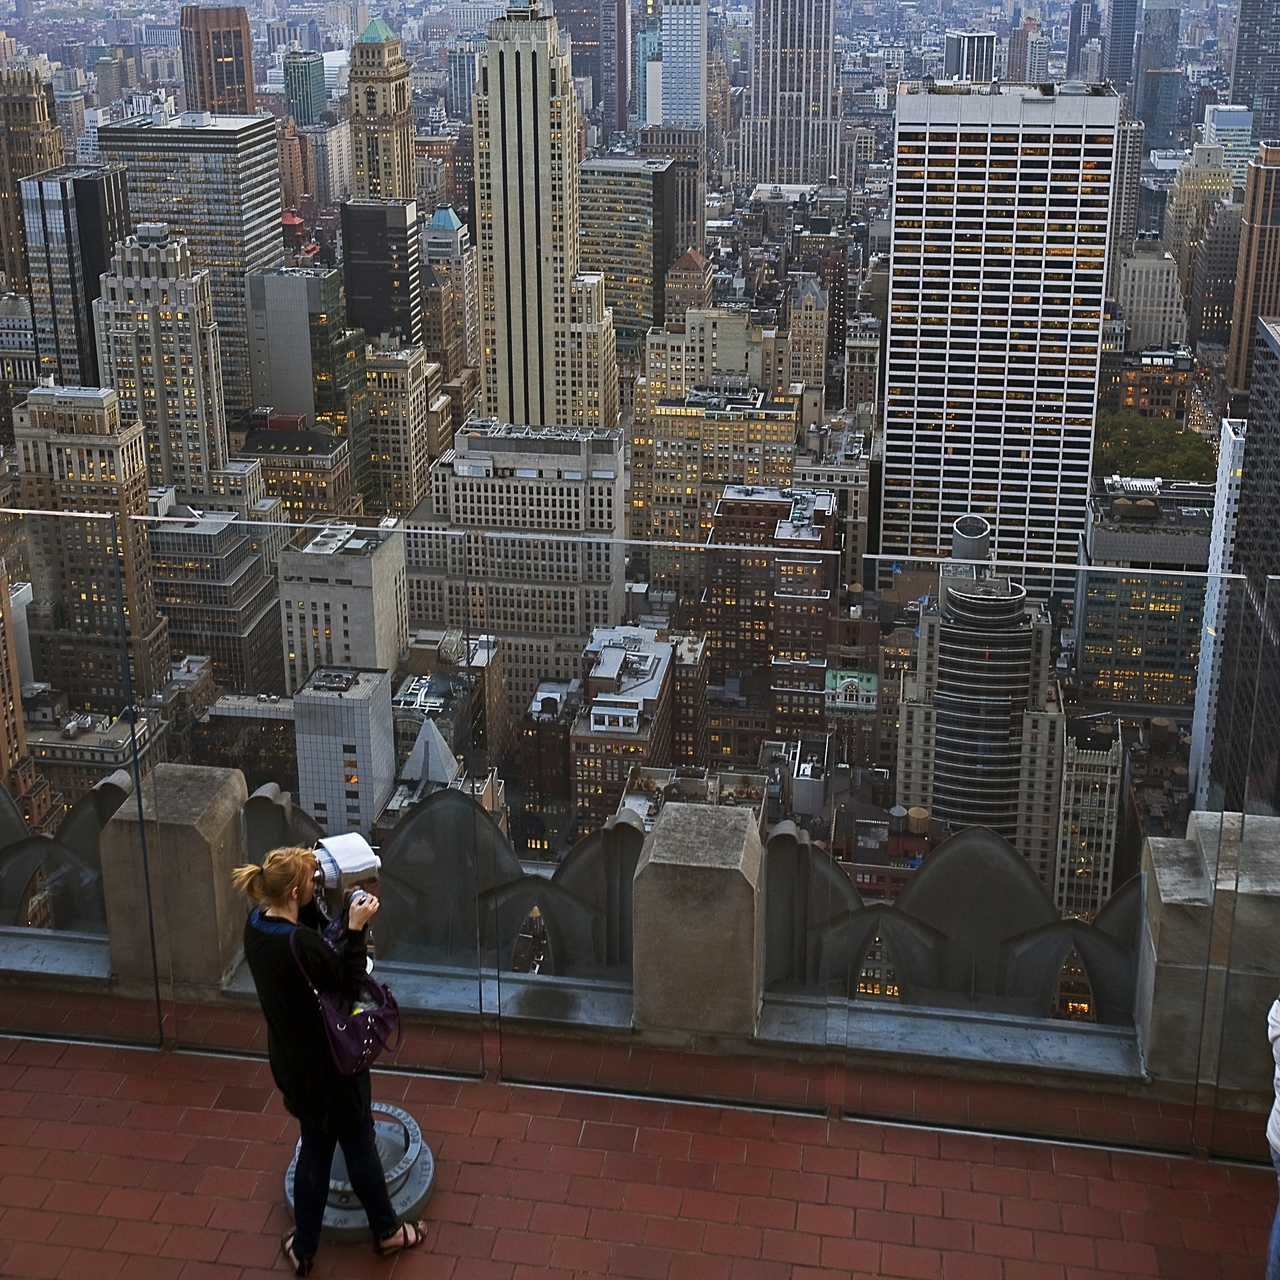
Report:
143,516,486,1079
0,504,165,1049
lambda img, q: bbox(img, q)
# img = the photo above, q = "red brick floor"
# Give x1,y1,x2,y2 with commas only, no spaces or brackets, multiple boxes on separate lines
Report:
0,1036,1271,1280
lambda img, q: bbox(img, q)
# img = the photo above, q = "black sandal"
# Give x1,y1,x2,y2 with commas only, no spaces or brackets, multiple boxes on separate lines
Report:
374,1220,426,1255
280,1232,314,1277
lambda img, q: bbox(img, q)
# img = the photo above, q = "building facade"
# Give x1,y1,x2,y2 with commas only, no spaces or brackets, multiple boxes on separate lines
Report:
1228,143,1280,402
15,386,170,711
284,48,326,127
881,85,1119,571
474,4,618,430
278,524,408,695
365,341,445,517
403,420,625,718
22,164,131,388
180,5,255,115
350,17,414,200
660,0,706,127
94,222,226,495
341,199,421,347
98,111,285,419
0,71,63,296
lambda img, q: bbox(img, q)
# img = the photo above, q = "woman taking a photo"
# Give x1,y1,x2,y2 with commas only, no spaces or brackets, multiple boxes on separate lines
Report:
232,846,425,1276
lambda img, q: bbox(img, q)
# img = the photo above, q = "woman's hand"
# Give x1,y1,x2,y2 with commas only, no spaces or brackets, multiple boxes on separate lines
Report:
348,892,380,930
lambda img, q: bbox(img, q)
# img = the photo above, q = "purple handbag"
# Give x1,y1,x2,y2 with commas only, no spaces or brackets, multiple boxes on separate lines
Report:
289,927,402,1075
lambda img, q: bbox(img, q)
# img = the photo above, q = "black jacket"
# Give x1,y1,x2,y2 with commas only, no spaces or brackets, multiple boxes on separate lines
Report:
242,901,372,1137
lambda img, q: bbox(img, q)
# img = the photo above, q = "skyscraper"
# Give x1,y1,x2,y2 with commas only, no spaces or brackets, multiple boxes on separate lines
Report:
1203,104,1255,183
284,48,326,127
599,0,631,134
944,31,997,82
549,0,600,101
98,111,285,419
1228,143,1280,401
422,202,481,369
246,267,371,500
447,37,482,122
578,156,678,362
661,0,707,127
94,222,226,495
1133,0,1181,124
1162,143,1234,299
638,125,707,256
180,5,255,115
881,84,1119,570
340,199,422,346
1232,0,1280,142
741,0,839,185
21,163,131,388
473,3,619,428
1106,115,1145,299
15,385,171,711
365,340,445,517
0,72,66,296
1065,2,1101,80
350,17,414,200
1103,0,1139,88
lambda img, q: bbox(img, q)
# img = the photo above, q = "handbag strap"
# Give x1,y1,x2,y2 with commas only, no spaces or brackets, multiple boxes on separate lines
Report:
288,926,322,999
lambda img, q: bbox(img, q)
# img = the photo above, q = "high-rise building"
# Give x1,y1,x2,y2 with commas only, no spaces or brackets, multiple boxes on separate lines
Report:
340,199,421,346
446,37,482,122
0,73,62,294
278,523,407,695
15,385,170,710
1054,730,1123,919
630,386,798,593
660,0,706,127
421,264,461,379
944,30,997,82
1133,0,1181,123
1228,143,1280,401
578,157,678,364
1137,68,1183,150
635,21,662,126
295,666,396,838
239,429,362,522
98,110,286,419
638,125,707,256
365,340,446,517
1232,0,1280,143
1191,416,1247,807
422,202,481,369
0,294,37,435
298,119,352,205
1103,0,1139,88
881,84,1119,570
1206,323,1280,811
1064,3,1100,79
664,248,713,317
896,519,1064,883
284,47,326,127
1026,34,1051,82
350,17,414,200
599,0,631,134
1203,104,1255,184
1162,143,1234,299
789,276,828,392
474,4,618,429
21,163,131,388
1188,199,1243,351
1076,475,1212,709
180,5,255,115
404,419,624,717
147,498,283,694
741,0,839,185
246,267,371,501
550,0,599,101
94,222,226,495
1116,236,1187,350
1106,116,1145,300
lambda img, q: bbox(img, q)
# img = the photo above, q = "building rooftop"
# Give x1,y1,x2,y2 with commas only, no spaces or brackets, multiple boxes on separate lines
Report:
240,429,348,459
297,523,393,557
297,666,386,700
356,14,398,42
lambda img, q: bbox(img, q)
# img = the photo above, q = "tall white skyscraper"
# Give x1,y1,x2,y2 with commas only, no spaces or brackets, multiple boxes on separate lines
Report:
660,0,706,128
94,222,227,496
474,2,619,428
740,0,840,185
881,85,1120,572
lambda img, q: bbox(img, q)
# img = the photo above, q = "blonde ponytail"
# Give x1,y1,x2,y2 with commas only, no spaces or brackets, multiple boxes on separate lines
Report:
231,846,317,908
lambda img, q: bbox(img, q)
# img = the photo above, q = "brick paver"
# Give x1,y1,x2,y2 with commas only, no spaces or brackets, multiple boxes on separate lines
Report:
0,1036,1270,1279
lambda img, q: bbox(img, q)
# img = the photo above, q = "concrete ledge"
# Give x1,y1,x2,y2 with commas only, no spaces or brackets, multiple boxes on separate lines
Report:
0,927,111,985
758,992,1147,1082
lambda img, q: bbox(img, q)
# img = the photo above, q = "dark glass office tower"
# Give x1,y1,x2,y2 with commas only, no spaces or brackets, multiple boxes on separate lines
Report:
1104,0,1139,87
1209,319,1280,812
340,198,422,346
1234,0,1280,141
21,163,131,387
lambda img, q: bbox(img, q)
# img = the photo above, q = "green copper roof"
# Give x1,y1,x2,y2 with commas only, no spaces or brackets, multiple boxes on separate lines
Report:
356,15,397,43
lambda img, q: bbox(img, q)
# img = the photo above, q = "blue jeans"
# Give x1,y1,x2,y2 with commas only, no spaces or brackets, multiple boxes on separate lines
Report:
292,1115,400,1261
1268,1144,1280,1280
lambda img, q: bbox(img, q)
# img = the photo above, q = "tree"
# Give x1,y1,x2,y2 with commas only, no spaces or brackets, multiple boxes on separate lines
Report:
1092,410,1216,481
